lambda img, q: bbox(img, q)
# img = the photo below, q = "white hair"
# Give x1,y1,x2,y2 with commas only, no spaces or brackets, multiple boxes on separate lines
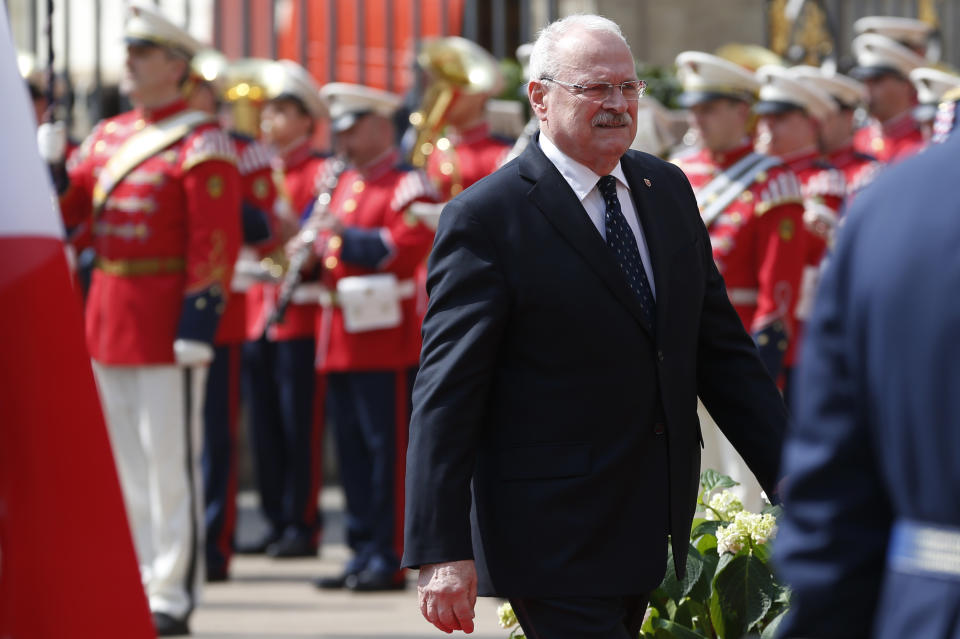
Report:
528,14,631,82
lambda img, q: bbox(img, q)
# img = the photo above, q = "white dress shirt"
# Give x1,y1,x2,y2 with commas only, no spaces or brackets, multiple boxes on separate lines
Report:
539,132,656,298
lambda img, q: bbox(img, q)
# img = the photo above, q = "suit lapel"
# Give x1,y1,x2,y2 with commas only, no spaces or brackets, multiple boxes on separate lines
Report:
519,140,655,338
621,156,669,334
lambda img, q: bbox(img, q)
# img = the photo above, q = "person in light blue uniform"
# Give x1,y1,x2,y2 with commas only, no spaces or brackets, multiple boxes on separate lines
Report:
775,120,960,639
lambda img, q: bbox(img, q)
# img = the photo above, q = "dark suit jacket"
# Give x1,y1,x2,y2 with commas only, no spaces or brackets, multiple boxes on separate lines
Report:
776,131,960,639
402,135,786,598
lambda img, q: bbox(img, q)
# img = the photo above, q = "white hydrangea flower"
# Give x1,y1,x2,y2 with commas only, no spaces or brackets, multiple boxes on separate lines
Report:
497,601,518,629
706,490,744,521
716,523,744,555
716,511,778,554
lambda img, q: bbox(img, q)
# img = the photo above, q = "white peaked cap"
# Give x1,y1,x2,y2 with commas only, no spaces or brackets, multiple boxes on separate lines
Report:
125,1,205,59
854,16,933,50
262,59,326,120
674,51,760,107
755,64,838,123
852,33,926,79
909,67,960,105
788,65,867,108
319,82,402,132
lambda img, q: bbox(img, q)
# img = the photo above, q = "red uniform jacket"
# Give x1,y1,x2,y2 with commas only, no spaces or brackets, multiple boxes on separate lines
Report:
214,133,277,345
61,99,241,365
780,148,847,369
827,144,882,199
314,149,438,372
246,138,328,341
425,121,511,200
673,141,806,378
853,110,924,164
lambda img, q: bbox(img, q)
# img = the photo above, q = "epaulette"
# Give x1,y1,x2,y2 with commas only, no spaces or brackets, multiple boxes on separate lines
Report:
182,127,238,172
755,170,803,216
390,169,440,211
804,168,848,199
237,139,275,176
67,120,106,172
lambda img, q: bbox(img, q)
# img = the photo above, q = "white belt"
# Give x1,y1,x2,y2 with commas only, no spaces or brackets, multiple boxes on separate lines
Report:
292,278,416,306
728,287,759,306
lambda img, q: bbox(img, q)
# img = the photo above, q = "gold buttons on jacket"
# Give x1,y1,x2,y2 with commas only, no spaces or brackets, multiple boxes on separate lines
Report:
327,236,342,251
324,256,339,269
343,199,357,213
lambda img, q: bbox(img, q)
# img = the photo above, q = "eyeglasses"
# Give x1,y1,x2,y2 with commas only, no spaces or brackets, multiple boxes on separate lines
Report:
540,77,646,101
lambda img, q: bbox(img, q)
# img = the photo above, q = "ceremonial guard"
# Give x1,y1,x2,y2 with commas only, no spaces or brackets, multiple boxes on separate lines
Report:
672,51,805,509
754,65,847,397
45,4,241,635
310,83,437,592
909,67,960,142
850,33,927,163
241,60,328,558
415,37,511,202
184,52,278,582
789,66,881,198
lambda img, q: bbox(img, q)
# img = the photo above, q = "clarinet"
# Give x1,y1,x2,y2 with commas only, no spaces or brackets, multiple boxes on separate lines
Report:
263,156,347,335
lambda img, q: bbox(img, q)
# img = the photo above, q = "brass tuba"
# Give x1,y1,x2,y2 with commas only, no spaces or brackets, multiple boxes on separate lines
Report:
408,36,502,168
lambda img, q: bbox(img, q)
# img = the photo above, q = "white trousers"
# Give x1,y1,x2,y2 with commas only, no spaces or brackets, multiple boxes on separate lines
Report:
92,362,206,619
697,399,766,513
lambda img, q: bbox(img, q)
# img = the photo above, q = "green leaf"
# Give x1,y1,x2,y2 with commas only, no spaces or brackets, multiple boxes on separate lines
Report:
760,608,788,638
710,554,779,639
762,504,783,519
752,542,772,563
689,547,719,603
661,543,705,601
692,520,722,539
700,469,739,494
696,532,718,556
650,615,710,639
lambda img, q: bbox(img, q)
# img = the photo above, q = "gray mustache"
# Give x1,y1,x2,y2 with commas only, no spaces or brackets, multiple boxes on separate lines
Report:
592,112,632,127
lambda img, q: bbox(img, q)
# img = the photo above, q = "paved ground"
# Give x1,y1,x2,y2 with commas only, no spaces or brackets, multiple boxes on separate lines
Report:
190,489,506,638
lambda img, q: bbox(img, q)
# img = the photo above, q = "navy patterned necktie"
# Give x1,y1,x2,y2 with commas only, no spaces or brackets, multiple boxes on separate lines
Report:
597,175,656,329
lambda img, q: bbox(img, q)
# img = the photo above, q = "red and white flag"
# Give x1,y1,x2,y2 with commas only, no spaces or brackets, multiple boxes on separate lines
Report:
0,7,153,637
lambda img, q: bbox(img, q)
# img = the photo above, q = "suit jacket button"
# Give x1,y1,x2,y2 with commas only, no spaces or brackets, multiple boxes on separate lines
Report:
654,422,665,435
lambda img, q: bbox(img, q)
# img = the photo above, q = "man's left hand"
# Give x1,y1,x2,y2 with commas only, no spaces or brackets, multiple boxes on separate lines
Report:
417,559,478,634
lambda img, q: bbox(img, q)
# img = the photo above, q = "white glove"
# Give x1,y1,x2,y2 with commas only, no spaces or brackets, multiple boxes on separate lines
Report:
173,338,215,367
37,121,67,164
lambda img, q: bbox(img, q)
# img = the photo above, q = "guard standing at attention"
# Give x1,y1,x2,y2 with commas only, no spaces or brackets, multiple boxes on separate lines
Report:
41,4,241,635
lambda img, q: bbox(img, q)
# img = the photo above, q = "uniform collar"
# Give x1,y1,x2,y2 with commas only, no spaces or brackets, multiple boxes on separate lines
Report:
778,145,822,171
137,98,188,123
356,148,400,180
278,137,316,170
707,138,755,168
451,120,491,146
539,131,629,204
881,108,920,136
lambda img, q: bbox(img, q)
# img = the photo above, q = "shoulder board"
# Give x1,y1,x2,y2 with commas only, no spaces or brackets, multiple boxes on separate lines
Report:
805,168,848,199
755,170,804,216
390,169,440,211
182,127,238,172
237,139,275,176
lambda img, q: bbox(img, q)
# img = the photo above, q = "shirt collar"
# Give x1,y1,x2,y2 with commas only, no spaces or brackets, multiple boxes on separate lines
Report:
539,131,630,203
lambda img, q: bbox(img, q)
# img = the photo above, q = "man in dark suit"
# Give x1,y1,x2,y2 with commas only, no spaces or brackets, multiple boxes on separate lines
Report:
403,14,787,638
775,109,960,639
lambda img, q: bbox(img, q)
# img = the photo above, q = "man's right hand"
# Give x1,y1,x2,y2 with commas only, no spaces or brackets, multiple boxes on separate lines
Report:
417,559,478,634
